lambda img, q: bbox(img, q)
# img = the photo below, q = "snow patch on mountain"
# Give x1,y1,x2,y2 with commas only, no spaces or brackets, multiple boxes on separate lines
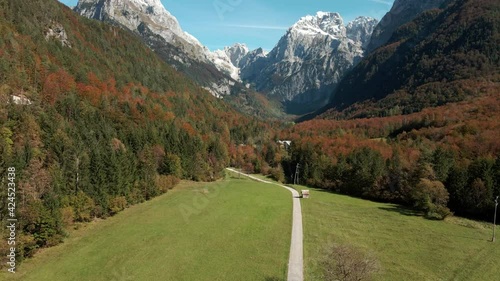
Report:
291,12,344,39
208,49,241,81
347,16,379,49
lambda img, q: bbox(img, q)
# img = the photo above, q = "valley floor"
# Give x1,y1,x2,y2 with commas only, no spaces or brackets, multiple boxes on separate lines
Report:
4,173,499,281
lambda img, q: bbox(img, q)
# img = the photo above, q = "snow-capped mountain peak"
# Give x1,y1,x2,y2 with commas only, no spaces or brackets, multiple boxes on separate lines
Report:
208,48,241,81
346,16,379,49
224,43,250,67
77,0,176,31
237,11,378,113
75,1,380,112
205,43,255,81
291,11,344,39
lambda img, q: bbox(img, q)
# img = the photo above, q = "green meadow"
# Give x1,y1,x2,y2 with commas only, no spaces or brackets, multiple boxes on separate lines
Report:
3,175,292,281
300,187,500,281
246,173,500,280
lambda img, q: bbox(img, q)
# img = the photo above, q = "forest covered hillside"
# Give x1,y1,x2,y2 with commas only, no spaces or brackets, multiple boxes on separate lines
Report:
321,0,499,119
283,90,499,219
0,0,274,261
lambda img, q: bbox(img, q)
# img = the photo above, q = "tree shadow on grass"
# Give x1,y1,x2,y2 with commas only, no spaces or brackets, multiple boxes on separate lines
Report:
264,277,284,281
378,204,422,217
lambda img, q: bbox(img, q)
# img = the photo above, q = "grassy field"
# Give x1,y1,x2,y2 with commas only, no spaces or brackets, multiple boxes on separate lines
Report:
2,174,292,281
300,187,500,281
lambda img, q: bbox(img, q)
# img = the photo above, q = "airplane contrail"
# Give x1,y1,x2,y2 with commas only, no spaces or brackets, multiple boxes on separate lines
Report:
369,0,393,6
221,24,289,30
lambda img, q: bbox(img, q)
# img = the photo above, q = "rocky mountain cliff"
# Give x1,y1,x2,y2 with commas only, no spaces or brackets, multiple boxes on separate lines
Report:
209,44,251,81
224,43,250,67
75,0,205,59
74,0,241,98
239,12,377,114
366,0,447,53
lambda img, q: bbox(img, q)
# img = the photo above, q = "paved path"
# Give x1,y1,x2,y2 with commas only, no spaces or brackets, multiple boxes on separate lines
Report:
226,168,303,281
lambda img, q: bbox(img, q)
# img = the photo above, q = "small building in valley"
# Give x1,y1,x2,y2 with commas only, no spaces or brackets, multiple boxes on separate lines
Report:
301,190,310,199
277,140,292,150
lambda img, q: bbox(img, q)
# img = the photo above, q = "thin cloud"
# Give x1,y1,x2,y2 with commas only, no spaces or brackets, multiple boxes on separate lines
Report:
369,0,393,6
221,24,289,31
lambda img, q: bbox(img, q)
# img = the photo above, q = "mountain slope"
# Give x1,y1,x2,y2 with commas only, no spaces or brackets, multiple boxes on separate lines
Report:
239,12,378,115
322,0,499,119
74,0,249,99
0,0,272,261
73,0,286,119
366,0,447,53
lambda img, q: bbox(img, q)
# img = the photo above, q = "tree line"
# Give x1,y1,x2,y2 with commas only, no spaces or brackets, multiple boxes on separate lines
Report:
239,92,499,222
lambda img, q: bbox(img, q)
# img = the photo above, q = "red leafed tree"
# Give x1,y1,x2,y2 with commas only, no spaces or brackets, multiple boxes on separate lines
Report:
76,83,101,106
41,69,76,104
181,122,196,136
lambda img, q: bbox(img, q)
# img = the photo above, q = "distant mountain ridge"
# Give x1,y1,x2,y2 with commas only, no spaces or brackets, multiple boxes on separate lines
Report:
237,12,378,114
74,1,379,115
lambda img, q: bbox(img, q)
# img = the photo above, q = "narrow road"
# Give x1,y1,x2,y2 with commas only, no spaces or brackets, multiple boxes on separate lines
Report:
226,168,303,281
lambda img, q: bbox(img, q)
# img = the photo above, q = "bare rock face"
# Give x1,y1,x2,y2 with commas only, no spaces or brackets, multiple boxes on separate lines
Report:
239,12,378,114
75,0,204,57
45,21,72,48
366,0,447,53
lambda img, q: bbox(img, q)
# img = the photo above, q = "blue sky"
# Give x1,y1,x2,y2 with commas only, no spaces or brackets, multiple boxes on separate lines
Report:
59,0,394,51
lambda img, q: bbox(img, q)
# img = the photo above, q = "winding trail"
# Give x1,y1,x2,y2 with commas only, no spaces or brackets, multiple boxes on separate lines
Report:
226,168,303,281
